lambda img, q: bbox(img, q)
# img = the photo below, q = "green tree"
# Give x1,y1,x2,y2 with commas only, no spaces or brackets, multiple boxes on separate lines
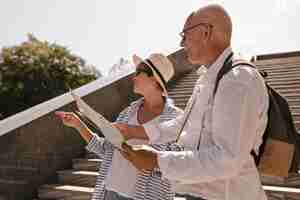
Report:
0,34,101,119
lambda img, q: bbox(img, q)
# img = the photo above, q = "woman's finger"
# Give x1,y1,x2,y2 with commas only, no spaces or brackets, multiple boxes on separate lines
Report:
118,149,132,162
122,142,134,154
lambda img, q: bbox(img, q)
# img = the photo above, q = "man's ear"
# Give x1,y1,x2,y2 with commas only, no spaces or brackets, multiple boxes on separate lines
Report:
204,26,211,39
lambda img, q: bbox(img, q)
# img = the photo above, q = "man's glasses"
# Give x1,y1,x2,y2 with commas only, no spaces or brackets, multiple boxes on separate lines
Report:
179,22,213,39
135,65,153,77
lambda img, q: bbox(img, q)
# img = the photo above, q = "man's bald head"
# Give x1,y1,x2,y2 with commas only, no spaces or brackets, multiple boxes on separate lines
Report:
181,4,232,64
193,4,232,47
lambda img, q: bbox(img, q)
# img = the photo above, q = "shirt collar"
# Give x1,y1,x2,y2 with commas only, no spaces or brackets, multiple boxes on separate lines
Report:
129,97,173,116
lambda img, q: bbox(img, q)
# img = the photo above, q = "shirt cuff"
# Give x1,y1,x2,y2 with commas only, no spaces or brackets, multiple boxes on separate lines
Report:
143,119,160,143
85,133,101,152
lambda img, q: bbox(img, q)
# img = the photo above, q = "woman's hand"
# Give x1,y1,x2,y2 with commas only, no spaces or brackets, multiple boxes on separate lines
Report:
55,111,83,130
112,122,131,140
118,143,158,171
112,123,149,141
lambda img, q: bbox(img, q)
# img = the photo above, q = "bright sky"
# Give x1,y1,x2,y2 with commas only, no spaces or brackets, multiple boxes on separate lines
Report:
0,0,299,75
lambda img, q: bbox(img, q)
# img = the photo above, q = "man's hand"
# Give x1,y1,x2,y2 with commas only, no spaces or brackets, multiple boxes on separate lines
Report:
119,143,159,171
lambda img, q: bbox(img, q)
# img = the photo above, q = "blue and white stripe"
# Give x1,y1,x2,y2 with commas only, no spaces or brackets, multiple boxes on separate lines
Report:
86,98,183,200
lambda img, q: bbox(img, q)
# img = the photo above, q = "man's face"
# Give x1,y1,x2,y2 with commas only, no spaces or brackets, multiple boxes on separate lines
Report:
180,14,210,65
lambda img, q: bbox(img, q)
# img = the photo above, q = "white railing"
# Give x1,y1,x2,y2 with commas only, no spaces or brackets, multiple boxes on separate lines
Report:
0,69,134,137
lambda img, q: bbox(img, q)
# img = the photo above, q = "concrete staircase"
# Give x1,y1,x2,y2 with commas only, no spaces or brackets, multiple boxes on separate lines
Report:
37,152,99,199
35,57,300,199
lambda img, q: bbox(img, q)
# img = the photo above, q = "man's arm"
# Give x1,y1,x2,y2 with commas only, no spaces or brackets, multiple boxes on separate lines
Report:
115,113,184,143
156,78,266,183
142,114,185,143
55,111,107,156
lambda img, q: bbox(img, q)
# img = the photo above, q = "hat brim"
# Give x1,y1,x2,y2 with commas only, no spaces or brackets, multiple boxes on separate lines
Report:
132,54,143,67
132,54,168,97
144,61,168,97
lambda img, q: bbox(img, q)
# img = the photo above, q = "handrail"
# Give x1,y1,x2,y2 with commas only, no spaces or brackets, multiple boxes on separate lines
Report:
0,69,134,137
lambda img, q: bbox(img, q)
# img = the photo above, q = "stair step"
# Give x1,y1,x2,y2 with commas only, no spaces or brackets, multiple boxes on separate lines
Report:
261,175,285,187
171,82,300,91
172,94,194,100
290,105,300,111
57,170,98,187
259,65,300,71
174,103,187,109
285,175,300,188
291,113,300,121
284,95,300,101
38,184,93,200
176,75,199,80
286,99,300,105
85,151,101,159
261,68,300,75
276,89,300,95
263,185,300,199
269,85,300,91
169,88,300,98
169,90,194,95
176,74,199,80
174,197,187,200
169,87,195,92
72,158,101,171
257,62,300,67
267,80,300,86
171,84,197,89
172,81,300,90
38,185,189,200
266,72,300,79
266,77,300,83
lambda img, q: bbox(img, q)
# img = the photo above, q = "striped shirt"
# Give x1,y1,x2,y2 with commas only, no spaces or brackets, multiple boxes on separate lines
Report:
85,98,183,200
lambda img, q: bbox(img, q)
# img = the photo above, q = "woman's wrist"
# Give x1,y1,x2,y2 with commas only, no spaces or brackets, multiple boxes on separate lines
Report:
75,122,87,132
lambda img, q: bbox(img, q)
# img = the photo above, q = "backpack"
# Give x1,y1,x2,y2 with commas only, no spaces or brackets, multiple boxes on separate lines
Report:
213,53,299,177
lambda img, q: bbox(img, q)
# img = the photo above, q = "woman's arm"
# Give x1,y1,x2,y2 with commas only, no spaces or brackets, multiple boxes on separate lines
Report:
55,111,93,143
55,111,107,156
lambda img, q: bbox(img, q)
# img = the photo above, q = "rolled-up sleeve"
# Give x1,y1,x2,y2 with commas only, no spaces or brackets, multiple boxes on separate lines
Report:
157,78,264,183
143,114,184,144
85,133,107,156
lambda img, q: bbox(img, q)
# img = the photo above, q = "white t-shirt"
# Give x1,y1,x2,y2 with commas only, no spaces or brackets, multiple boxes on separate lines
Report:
105,107,154,198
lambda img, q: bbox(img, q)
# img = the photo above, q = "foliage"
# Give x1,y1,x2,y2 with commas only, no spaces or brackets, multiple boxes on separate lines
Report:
0,34,101,119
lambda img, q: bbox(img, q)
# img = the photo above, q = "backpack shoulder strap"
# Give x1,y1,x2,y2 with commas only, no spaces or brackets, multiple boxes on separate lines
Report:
233,60,268,78
213,56,256,97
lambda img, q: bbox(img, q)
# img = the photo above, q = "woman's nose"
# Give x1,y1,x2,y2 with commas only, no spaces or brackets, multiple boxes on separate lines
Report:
180,37,185,47
131,74,137,81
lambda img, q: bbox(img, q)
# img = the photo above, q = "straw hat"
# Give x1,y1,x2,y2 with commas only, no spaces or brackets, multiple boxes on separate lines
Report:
132,53,174,96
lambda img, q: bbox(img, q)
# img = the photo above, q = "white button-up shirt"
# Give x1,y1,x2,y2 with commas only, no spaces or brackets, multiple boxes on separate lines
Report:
144,47,269,200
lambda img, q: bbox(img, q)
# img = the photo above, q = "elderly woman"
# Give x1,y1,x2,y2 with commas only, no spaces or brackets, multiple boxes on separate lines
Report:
55,53,182,200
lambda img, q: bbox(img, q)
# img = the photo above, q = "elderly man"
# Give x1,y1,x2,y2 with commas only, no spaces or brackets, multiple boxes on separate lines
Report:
116,4,269,200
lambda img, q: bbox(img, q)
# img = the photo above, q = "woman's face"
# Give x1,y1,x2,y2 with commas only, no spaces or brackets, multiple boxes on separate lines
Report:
132,63,161,96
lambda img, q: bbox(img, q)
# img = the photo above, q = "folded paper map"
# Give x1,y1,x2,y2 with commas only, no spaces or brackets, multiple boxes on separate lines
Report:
70,89,125,149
